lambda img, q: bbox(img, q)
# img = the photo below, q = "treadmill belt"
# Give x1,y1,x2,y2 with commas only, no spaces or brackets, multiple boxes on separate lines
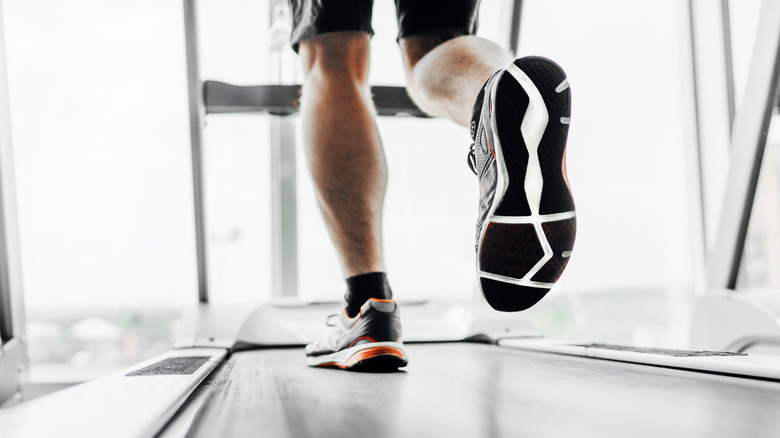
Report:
175,343,780,437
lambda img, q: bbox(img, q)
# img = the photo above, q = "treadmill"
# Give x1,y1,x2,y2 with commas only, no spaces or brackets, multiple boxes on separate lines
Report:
3,1,780,436
3,298,780,437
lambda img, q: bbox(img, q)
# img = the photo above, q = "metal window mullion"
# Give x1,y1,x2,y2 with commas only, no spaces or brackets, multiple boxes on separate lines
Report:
0,0,27,404
0,0,23,346
183,0,209,303
269,0,298,298
508,0,523,56
680,0,708,294
688,0,736,256
721,0,736,131
499,0,523,56
270,116,298,298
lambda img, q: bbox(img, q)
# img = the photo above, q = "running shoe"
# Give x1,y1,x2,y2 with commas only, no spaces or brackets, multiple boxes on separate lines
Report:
305,298,408,371
468,56,576,312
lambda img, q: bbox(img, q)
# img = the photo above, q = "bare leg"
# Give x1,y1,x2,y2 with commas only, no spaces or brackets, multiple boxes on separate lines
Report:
299,32,386,277
401,33,513,126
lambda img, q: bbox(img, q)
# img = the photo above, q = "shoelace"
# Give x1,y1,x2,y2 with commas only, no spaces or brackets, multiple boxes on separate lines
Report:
325,314,339,327
467,142,478,175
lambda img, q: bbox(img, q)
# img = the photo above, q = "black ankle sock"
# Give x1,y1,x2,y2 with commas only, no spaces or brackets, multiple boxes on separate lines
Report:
344,272,392,318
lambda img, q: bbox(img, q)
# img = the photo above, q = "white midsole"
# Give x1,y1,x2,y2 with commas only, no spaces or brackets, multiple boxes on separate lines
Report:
307,341,406,366
488,211,575,224
480,271,554,289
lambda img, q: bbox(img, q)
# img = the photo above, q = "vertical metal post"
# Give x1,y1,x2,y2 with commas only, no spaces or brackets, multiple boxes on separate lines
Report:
706,0,780,290
689,0,737,255
508,0,523,55
183,0,209,303
680,0,708,293
721,0,736,131
0,0,28,404
270,118,298,298
269,1,298,298
685,0,709,270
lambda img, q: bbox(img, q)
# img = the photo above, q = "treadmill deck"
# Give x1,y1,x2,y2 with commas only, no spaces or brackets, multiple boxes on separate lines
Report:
165,343,780,437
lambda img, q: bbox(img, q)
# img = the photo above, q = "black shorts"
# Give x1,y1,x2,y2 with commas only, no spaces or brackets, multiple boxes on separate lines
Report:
289,0,481,53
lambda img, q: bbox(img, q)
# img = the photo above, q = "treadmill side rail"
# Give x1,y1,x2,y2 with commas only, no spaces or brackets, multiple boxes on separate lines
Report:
501,337,780,381
0,348,227,438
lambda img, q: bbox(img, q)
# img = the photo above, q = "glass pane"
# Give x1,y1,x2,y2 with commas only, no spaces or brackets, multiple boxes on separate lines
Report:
728,0,780,290
199,0,274,303
738,115,780,289
5,0,195,379
728,0,763,112
202,115,272,303
4,0,705,383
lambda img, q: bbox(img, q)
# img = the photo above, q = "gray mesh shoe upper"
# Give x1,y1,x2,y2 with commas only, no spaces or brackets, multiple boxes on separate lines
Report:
469,70,503,248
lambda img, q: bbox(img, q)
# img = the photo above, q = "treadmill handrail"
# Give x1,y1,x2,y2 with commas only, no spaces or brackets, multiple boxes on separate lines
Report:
204,81,430,118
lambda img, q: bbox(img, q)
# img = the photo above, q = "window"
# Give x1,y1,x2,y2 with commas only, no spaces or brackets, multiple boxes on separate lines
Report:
5,0,703,383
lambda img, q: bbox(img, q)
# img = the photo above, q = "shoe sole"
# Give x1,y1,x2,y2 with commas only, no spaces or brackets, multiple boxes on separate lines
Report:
307,341,408,371
477,57,576,312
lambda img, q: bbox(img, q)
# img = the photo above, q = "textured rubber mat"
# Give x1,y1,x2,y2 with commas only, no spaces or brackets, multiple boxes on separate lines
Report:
126,357,210,376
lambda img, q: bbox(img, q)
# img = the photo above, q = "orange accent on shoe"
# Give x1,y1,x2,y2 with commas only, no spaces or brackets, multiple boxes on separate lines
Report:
368,298,394,303
562,148,571,192
318,347,406,370
346,347,405,368
485,134,497,161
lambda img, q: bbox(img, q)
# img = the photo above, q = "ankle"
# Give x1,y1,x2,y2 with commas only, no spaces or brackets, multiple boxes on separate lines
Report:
344,272,393,317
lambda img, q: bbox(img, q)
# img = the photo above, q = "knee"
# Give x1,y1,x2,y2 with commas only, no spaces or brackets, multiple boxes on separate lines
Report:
299,32,370,87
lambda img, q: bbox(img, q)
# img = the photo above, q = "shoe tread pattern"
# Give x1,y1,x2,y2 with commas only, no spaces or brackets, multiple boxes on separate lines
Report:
531,218,576,283
480,223,543,278
480,278,548,312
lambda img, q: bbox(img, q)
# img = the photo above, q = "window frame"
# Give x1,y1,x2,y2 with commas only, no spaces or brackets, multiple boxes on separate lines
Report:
0,0,28,407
